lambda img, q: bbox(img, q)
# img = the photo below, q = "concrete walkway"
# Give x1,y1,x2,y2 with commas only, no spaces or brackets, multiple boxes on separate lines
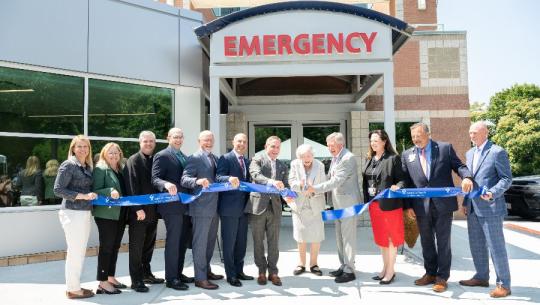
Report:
0,218,538,305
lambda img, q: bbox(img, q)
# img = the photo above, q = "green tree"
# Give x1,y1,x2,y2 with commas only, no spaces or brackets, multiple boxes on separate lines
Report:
470,101,487,122
492,98,540,175
486,83,540,126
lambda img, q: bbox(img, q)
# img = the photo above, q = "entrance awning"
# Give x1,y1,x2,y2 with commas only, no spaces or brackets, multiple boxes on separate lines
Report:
191,0,389,9
195,1,414,54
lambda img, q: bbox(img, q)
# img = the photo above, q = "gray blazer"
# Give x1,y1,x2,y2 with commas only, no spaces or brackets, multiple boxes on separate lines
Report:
464,141,512,217
313,148,361,209
245,153,289,216
181,150,219,217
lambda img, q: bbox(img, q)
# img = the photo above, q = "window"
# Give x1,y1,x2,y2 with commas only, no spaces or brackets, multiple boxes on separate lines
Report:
0,136,72,207
0,67,84,135
428,48,460,79
88,79,174,139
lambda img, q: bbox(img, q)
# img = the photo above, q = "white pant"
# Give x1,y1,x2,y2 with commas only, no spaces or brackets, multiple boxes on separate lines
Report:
58,209,92,292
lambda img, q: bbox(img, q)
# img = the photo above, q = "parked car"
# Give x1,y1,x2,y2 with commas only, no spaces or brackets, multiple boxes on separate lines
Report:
504,175,540,219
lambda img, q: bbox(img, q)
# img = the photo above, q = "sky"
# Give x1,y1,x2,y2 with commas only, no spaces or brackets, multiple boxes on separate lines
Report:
437,0,540,104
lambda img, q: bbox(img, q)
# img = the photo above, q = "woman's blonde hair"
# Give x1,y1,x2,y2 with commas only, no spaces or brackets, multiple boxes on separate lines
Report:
22,156,40,177
97,142,124,170
43,159,59,176
68,135,93,169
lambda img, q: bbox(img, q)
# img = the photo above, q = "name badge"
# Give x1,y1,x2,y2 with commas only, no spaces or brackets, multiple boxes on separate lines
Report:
368,186,377,196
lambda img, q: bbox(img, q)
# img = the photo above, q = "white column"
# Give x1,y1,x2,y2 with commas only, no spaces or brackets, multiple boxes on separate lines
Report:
383,63,396,146
175,86,202,155
209,75,222,154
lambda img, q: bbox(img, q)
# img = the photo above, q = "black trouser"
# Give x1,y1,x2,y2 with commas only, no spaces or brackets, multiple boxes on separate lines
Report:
95,216,126,281
128,219,158,283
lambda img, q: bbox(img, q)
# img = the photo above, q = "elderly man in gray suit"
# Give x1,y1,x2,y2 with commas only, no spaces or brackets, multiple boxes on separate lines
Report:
308,132,361,283
246,136,289,286
181,130,225,290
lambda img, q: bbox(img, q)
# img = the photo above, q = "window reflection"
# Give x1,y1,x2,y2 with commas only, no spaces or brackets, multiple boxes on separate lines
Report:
0,136,71,207
88,79,174,138
0,67,84,134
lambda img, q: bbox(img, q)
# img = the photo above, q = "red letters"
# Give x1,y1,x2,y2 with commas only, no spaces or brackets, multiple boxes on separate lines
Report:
293,34,310,55
327,33,344,54
277,34,293,55
360,32,377,53
239,35,261,56
262,35,276,55
224,36,237,56
224,32,378,57
345,32,361,53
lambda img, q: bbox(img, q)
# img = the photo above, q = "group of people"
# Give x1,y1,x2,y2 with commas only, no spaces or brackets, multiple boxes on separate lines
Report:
54,120,513,300
0,156,61,207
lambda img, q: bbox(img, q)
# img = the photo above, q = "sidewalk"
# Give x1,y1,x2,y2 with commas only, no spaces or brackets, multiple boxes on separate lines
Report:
0,218,538,305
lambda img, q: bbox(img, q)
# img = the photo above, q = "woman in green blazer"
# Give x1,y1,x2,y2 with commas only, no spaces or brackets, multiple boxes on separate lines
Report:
92,142,128,294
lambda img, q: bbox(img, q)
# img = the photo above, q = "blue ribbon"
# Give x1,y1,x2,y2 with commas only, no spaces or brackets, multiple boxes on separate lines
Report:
92,181,296,206
321,186,488,222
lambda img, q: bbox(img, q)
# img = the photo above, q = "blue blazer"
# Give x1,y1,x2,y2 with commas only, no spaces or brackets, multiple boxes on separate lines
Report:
151,146,188,215
463,141,512,217
401,140,472,216
181,150,219,217
216,151,251,217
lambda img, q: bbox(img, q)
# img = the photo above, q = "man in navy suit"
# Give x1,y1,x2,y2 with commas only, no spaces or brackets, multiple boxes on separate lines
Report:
151,128,191,291
216,133,254,287
181,130,224,290
459,121,512,298
401,122,473,293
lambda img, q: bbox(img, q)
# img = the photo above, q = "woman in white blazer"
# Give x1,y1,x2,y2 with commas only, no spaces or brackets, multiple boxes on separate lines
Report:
288,144,327,276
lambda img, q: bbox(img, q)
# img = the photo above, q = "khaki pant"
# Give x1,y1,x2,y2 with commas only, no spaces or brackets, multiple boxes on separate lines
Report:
58,209,92,292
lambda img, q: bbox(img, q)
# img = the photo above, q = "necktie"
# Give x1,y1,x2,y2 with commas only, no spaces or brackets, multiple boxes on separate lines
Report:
208,153,216,169
420,148,428,177
271,160,276,179
176,152,186,167
238,156,246,178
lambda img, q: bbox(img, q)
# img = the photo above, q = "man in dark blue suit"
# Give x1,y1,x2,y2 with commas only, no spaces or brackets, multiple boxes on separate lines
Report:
151,128,192,291
216,133,254,287
181,130,224,290
401,122,473,293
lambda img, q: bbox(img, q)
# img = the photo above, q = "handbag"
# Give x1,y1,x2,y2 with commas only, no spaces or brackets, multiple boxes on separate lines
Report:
403,213,419,248
20,195,38,206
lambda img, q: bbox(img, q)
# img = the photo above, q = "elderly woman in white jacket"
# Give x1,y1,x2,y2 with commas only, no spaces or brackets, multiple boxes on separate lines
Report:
288,144,327,276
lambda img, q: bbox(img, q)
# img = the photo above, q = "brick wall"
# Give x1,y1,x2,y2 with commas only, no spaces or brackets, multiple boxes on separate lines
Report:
394,40,421,87
403,0,437,29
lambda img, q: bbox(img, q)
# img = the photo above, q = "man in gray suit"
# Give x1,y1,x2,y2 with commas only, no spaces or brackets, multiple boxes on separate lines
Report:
459,121,512,298
246,136,289,286
308,132,361,283
181,130,224,290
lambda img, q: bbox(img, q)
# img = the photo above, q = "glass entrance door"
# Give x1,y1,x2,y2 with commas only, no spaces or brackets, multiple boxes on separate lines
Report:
249,121,345,171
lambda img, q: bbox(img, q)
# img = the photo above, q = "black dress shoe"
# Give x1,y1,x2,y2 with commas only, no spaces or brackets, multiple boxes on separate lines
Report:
310,265,323,276
379,274,396,285
335,272,356,283
227,277,242,287
195,280,219,290
143,274,165,284
207,272,224,281
372,275,383,281
111,282,128,289
329,269,344,277
131,281,149,293
179,273,195,283
237,272,254,280
96,285,122,295
166,279,189,291
293,266,306,276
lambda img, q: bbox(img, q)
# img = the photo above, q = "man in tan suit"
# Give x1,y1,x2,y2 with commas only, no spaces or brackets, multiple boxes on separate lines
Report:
309,132,361,283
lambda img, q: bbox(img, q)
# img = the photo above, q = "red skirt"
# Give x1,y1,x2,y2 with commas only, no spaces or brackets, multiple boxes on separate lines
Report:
369,201,404,247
